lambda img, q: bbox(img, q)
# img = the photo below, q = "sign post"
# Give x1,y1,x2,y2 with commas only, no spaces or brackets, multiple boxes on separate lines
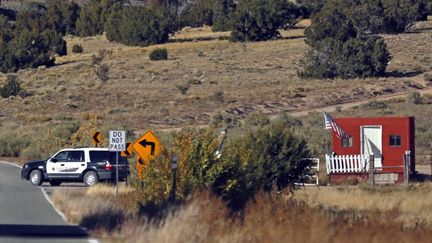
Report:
109,131,126,196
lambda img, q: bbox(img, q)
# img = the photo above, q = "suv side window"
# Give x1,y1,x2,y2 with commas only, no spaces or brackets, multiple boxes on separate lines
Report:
68,151,84,162
90,151,127,164
53,151,69,162
90,151,109,163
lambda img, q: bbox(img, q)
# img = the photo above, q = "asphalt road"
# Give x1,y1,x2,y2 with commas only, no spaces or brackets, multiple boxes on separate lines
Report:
0,162,91,243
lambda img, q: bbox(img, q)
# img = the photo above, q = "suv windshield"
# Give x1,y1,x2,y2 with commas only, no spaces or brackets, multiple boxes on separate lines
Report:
89,151,128,164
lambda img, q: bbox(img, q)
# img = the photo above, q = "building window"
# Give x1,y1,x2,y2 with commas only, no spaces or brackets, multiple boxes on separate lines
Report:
342,136,353,148
390,135,401,147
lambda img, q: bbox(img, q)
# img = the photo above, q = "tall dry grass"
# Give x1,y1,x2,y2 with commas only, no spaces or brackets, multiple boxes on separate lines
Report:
294,183,432,228
51,184,432,243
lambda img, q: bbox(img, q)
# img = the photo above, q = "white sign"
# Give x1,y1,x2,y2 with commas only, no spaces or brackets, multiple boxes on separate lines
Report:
109,131,126,151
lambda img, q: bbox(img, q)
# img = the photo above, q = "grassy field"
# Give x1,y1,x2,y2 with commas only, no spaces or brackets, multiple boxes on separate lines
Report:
51,183,432,243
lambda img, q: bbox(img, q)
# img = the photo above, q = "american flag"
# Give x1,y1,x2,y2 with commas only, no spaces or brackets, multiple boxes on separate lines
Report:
323,112,349,139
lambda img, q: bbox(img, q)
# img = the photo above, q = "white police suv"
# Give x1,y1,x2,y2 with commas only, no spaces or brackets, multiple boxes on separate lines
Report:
21,148,129,186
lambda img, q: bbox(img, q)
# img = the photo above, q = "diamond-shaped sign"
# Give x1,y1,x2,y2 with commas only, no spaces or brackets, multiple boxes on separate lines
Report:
132,131,162,161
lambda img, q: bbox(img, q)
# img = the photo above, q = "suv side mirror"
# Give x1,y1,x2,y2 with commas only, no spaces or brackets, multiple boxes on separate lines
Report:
51,158,58,163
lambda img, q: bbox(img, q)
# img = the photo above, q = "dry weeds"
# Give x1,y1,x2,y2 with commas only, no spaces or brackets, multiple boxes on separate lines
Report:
294,184,432,228
51,184,432,243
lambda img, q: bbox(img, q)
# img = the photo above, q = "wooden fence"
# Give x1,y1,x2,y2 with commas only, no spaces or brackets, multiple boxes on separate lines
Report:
325,154,369,174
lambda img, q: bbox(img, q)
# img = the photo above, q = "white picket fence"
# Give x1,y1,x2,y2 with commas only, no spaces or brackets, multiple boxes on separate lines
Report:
325,154,369,174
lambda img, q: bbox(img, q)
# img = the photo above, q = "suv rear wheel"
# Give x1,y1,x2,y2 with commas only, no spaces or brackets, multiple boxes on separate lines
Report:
30,170,43,186
83,171,98,186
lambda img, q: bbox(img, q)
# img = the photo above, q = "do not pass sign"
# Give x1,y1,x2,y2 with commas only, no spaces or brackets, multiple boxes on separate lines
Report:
109,131,126,151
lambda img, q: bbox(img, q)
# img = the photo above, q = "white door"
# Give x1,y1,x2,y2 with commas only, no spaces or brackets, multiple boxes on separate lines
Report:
64,150,87,177
361,126,382,168
47,151,69,176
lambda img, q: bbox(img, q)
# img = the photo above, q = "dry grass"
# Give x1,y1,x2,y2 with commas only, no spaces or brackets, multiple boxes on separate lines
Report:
295,184,432,228
50,184,432,243
85,183,135,196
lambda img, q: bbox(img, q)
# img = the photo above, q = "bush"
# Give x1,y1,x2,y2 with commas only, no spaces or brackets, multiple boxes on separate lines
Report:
381,0,422,33
296,0,324,17
179,0,215,27
45,0,81,35
141,129,220,204
340,0,385,35
362,100,388,110
304,4,356,47
213,122,314,211
106,6,176,46
94,64,109,82
301,36,391,79
408,91,422,104
0,126,30,157
211,0,236,31
300,2,391,79
76,0,125,37
72,44,83,53
0,75,23,98
149,48,168,61
231,0,301,42
0,26,66,73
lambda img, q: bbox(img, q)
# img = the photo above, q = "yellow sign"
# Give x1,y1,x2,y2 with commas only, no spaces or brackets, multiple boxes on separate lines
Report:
92,131,102,146
132,131,162,161
121,142,133,157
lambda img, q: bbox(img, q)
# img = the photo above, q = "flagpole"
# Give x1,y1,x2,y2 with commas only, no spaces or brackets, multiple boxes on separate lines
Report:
322,112,331,156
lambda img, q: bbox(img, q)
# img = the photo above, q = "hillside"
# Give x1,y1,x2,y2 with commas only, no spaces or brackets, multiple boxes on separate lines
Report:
0,18,431,160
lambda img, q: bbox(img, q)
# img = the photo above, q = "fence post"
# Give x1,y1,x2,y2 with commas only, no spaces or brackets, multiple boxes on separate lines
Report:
368,155,375,186
170,155,178,202
404,151,410,187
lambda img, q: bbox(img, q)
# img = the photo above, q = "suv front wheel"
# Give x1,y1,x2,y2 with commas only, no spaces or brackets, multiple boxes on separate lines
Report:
29,170,43,186
83,171,98,186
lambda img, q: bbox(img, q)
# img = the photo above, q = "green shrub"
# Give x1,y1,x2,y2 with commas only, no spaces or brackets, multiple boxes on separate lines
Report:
0,127,30,157
106,6,176,47
408,91,422,105
213,122,314,211
211,0,236,31
140,129,220,203
179,0,215,27
304,4,356,47
149,48,168,61
72,44,83,53
231,0,300,42
296,0,324,17
76,0,125,37
381,0,422,33
300,2,391,79
362,100,388,110
301,36,391,79
45,0,81,35
0,75,23,98
0,27,66,73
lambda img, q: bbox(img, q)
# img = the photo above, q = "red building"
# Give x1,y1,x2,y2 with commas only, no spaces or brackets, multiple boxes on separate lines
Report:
326,116,415,184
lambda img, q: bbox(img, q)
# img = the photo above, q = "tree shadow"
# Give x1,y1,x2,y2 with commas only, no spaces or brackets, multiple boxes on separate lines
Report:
411,172,432,182
80,209,125,233
0,8,16,20
386,70,424,78
138,200,181,224
280,35,306,40
0,224,88,238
